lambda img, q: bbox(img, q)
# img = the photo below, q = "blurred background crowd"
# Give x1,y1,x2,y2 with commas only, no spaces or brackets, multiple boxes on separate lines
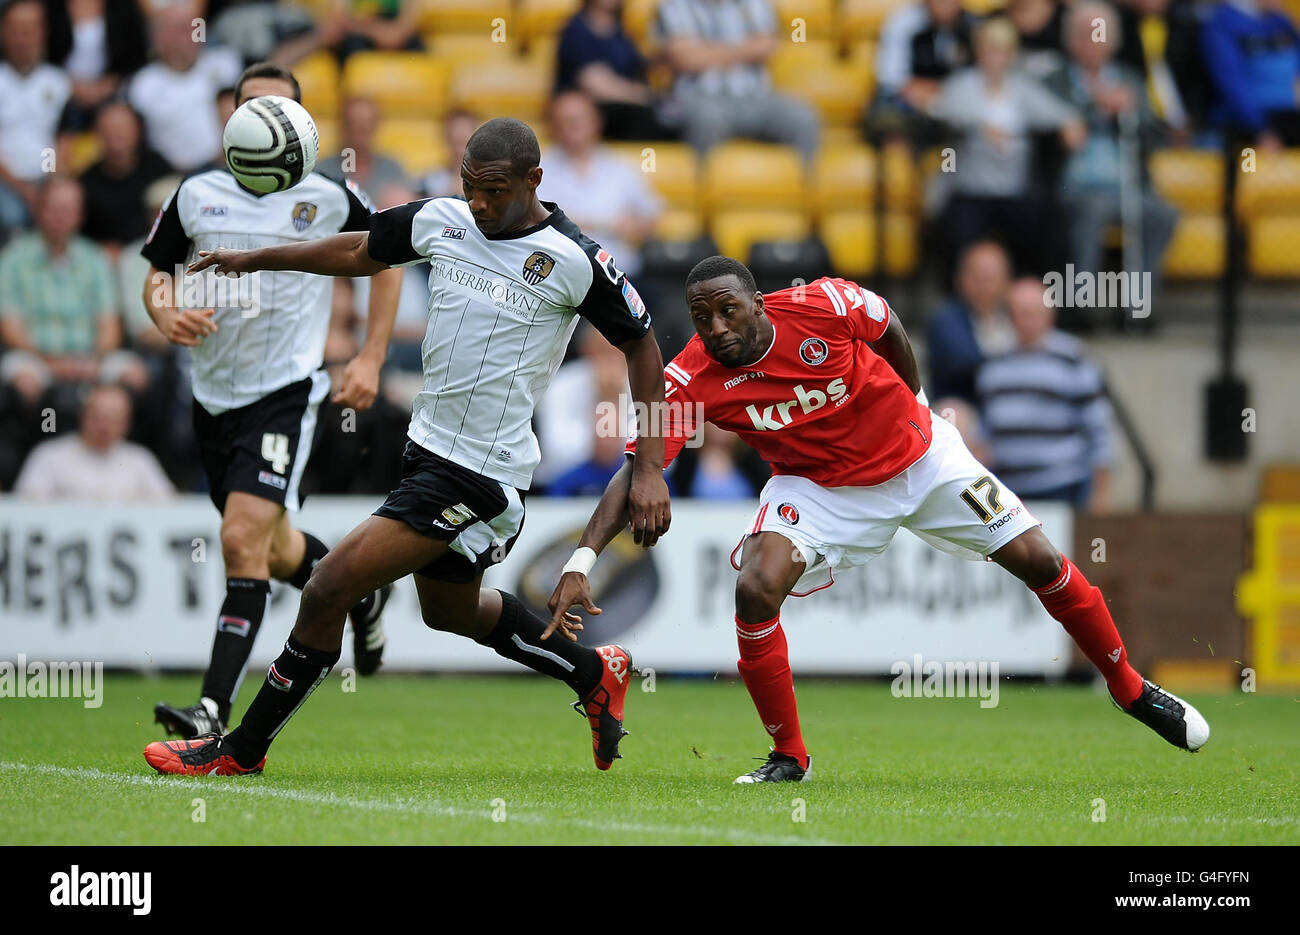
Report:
0,0,1297,511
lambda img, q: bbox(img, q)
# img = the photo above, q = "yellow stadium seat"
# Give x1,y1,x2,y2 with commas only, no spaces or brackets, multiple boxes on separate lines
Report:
962,0,1007,13
812,142,874,216
772,0,835,40
450,61,551,124
295,52,341,120
605,141,700,210
771,53,871,127
881,142,918,212
1249,215,1300,277
525,35,558,70
624,0,661,48
373,120,449,177
1150,149,1224,214
64,132,100,173
882,213,917,276
342,52,448,119
654,207,704,242
710,210,812,261
314,118,340,158
841,0,909,43
821,212,874,276
425,35,519,76
703,142,806,214
518,0,581,47
1237,149,1300,220
1161,214,1224,279
416,0,514,38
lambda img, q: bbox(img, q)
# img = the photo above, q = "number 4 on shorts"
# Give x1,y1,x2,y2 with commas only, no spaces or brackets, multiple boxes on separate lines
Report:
261,432,291,474
959,475,1003,523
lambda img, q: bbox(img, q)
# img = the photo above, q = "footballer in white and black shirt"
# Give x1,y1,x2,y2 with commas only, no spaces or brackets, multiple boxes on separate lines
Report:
150,117,669,778
139,64,403,747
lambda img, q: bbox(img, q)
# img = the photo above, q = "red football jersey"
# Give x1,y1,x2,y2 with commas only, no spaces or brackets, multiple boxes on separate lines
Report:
627,277,933,487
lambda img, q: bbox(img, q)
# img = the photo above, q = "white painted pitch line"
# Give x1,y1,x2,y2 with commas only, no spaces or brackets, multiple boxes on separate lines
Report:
0,762,834,845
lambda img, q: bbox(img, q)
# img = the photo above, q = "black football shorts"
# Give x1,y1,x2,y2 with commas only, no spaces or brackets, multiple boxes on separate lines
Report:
192,371,330,513
374,441,526,583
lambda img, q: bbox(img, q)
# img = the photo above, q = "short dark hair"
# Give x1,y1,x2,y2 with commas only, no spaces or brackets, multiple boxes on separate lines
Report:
464,117,541,177
686,255,757,295
234,63,301,104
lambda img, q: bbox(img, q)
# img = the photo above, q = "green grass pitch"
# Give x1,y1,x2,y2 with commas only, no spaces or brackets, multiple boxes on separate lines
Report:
2,674,1296,844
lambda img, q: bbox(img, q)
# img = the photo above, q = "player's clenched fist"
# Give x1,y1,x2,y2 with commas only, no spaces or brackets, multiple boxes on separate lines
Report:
627,471,671,547
545,571,602,642
156,306,218,346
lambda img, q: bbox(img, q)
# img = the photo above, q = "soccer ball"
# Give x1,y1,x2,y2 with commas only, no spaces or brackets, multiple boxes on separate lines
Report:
223,95,319,194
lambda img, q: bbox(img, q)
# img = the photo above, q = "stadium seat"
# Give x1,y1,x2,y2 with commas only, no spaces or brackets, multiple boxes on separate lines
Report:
624,0,661,48
415,0,514,38
525,35,558,70
1161,214,1224,279
425,35,519,76
769,42,871,127
518,0,581,48
703,142,806,215
821,212,874,276
749,238,834,293
710,210,812,261
1237,149,1300,220
605,141,699,210
64,132,100,173
962,0,1007,13
1248,215,1300,277
295,52,341,120
1150,149,1224,214
882,213,917,276
341,53,448,119
841,0,909,43
771,0,835,40
654,207,704,243
314,118,339,158
373,120,449,177
881,142,919,212
449,61,551,125
812,142,875,216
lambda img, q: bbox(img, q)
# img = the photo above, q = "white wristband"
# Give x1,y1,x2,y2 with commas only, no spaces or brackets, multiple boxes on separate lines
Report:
561,546,598,577
915,387,929,408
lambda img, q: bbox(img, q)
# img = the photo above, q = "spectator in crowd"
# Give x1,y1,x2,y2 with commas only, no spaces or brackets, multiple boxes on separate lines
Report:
1113,0,1208,136
318,96,408,194
1201,0,1300,147
13,382,173,500
215,84,237,128
1007,0,1066,76
540,91,661,284
871,0,974,140
547,418,633,497
1043,0,1178,308
78,100,170,252
556,0,676,140
41,0,148,129
310,0,422,62
976,278,1114,510
925,239,1015,405
0,175,140,406
656,0,821,162
127,1,243,172
421,109,478,198
208,0,318,65
0,0,72,234
929,17,1085,275
682,424,754,500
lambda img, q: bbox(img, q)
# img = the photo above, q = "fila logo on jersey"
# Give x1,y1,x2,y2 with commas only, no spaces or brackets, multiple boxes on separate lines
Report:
523,251,556,284
258,470,288,490
200,205,228,217
291,202,317,232
267,664,292,692
799,337,829,366
595,248,623,284
218,615,251,637
777,503,800,525
442,226,466,239
440,503,476,526
745,379,847,431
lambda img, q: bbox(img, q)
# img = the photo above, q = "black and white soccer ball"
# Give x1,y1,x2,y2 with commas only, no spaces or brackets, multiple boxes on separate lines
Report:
223,95,319,194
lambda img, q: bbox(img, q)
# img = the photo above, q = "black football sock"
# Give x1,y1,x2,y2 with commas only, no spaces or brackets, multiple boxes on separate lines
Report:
199,578,271,722
285,531,376,620
480,591,602,696
224,634,339,766
285,532,330,590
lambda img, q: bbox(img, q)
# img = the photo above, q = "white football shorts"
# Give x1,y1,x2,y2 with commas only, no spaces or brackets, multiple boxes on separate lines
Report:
729,414,1041,596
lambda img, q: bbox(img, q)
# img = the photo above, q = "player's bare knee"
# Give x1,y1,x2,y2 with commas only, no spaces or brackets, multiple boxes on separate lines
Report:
220,521,267,571
735,571,783,624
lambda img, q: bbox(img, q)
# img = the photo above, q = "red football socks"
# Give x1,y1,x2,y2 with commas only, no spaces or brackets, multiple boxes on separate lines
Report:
735,615,809,768
1033,558,1144,706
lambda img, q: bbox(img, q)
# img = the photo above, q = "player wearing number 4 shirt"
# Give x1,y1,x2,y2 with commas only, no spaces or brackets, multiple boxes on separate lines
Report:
552,255,1210,783
138,64,402,743
143,117,670,778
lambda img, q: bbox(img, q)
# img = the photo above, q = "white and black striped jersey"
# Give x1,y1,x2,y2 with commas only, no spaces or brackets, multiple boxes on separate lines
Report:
141,168,372,415
367,197,651,489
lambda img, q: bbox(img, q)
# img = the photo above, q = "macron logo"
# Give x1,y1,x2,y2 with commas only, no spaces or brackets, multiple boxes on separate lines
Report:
745,379,847,431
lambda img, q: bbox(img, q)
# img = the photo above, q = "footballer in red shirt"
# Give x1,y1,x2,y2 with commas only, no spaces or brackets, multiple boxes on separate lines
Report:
548,256,1209,782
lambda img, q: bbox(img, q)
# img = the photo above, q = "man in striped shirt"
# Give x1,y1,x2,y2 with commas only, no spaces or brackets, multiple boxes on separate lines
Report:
975,278,1114,510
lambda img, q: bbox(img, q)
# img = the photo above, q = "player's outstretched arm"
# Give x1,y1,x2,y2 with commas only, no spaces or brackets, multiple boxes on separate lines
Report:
619,328,671,547
187,231,388,279
868,309,922,395
544,458,636,639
